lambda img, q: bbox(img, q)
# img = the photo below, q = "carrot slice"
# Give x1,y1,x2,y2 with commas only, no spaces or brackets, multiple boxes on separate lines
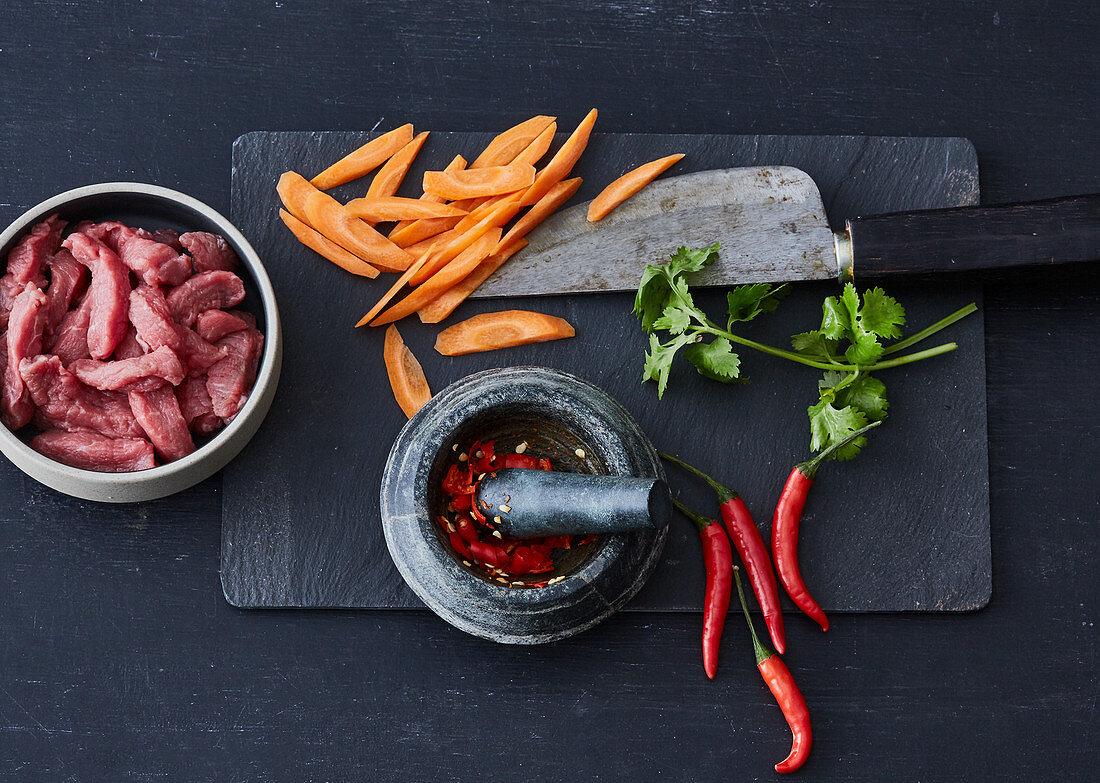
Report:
355,249,436,327
434,310,575,356
587,154,685,222
277,171,322,225
389,154,467,241
520,108,597,206
407,197,523,286
303,191,414,272
417,240,527,324
496,177,582,252
310,124,414,190
423,164,535,200
404,229,460,261
470,115,556,169
345,196,467,222
279,209,380,278
366,131,429,199
388,214,464,248
371,229,502,326
383,325,431,418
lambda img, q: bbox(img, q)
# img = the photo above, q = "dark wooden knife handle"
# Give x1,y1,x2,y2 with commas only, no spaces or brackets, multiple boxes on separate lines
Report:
847,193,1100,279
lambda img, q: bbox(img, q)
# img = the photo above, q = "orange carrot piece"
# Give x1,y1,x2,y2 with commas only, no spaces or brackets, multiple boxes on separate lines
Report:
366,131,429,199
404,229,459,261
511,121,557,167
434,310,575,356
277,171,322,225
345,196,467,222
279,209,380,278
496,177,582,252
355,249,436,327
389,154,467,240
383,325,431,418
303,191,414,272
310,124,414,190
417,240,527,324
423,164,535,201
587,154,685,222
388,214,464,248
371,229,502,326
520,108,597,206
470,115,556,169
407,197,523,286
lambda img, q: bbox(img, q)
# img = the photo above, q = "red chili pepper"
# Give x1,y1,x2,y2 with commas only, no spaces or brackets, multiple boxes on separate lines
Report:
662,452,786,655
734,567,812,773
772,421,881,632
501,452,540,470
471,440,497,474
671,498,733,680
442,464,475,496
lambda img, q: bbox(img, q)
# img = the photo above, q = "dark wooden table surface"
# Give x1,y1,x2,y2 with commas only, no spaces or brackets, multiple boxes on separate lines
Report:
2,2,1096,780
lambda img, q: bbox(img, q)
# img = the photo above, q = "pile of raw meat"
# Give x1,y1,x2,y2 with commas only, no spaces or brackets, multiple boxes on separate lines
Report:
1,215,264,472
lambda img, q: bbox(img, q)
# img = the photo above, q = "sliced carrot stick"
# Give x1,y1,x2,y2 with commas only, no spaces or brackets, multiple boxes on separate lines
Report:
407,197,523,286
389,154,467,240
495,177,582,252
366,131,429,199
310,124,414,190
303,191,414,272
417,240,527,324
371,229,502,326
354,249,436,327
423,164,535,200
383,325,432,418
520,108,597,206
511,121,557,167
277,171,321,225
345,196,466,222
279,209,380,278
388,214,464,248
587,154,685,222
470,115,556,169
434,310,575,356
404,229,459,261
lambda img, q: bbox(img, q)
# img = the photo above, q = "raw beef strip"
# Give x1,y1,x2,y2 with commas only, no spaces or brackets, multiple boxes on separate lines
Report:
70,346,185,392
175,375,224,435
1,214,63,329
43,248,89,336
113,326,149,360
31,430,156,472
206,326,263,419
166,270,245,328
2,283,48,430
76,221,126,250
149,228,183,251
19,355,144,439
179,232,239,273
128,386,195,462
195,309,252,344
129,284,226,372
116,228,191,287
63,232,130,360
48,292,93,366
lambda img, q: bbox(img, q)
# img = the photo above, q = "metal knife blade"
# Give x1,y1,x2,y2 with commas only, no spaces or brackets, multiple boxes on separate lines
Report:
470,166,838,298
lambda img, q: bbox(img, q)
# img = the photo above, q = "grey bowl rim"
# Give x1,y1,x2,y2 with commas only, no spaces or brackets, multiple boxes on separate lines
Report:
0,181,282,496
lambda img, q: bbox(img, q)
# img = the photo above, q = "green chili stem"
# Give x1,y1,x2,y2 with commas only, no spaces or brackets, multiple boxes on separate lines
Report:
659,452,737,503
799,420,882,478
734,567,773,665
671,497,713,534
883,303,978,355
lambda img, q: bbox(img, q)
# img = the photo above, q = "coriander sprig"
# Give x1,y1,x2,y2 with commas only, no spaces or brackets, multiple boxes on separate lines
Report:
634,242,976,460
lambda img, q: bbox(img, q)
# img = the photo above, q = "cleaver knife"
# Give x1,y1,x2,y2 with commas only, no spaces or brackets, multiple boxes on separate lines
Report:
470,167,1099,297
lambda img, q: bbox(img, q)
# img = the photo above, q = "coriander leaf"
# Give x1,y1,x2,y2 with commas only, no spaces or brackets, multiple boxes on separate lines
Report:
652,301,693,334
726,282,789,326
634,264,673,331
859,287,906,340
808,400,869,460
819,295,848,341
837,373,888,422
839,283,884,365
792,330,836,362
642,333,691,398
684,337,741,382
667,242,721,276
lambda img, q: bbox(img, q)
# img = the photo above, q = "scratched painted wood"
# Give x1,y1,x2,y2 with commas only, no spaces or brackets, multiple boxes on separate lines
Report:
222,131,990,612
1,1,1097,781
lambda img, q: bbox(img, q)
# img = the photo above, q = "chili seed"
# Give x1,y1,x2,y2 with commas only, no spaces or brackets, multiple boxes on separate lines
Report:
462,560,472,567
575,448,586,459
478,473,486,481
458,453,468,462
475,450,483,459
512,581,524,586
452,444,458,452
499,504,512,513
495,577,508,584
493,516,502,524
515,441,528,454
492,530,503,539
446,522,456,533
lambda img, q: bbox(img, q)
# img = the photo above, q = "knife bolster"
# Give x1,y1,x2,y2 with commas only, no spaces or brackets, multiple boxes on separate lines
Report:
834,229,855,284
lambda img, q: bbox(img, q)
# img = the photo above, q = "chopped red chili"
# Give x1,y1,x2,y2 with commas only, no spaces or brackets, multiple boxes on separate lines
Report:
437,438,590,586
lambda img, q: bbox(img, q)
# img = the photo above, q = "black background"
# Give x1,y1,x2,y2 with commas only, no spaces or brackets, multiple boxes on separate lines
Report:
2,2,1097,781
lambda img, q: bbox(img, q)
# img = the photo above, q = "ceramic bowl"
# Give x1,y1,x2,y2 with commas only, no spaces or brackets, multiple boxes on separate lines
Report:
0,182,282,502
380,366,667,644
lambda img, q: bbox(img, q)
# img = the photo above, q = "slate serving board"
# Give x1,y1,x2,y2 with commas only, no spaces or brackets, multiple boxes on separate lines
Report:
223,131,989,612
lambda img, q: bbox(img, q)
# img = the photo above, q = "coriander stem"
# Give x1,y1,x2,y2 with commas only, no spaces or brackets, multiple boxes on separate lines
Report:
884,303,977,355
868,342,958,369
698,326,856,371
